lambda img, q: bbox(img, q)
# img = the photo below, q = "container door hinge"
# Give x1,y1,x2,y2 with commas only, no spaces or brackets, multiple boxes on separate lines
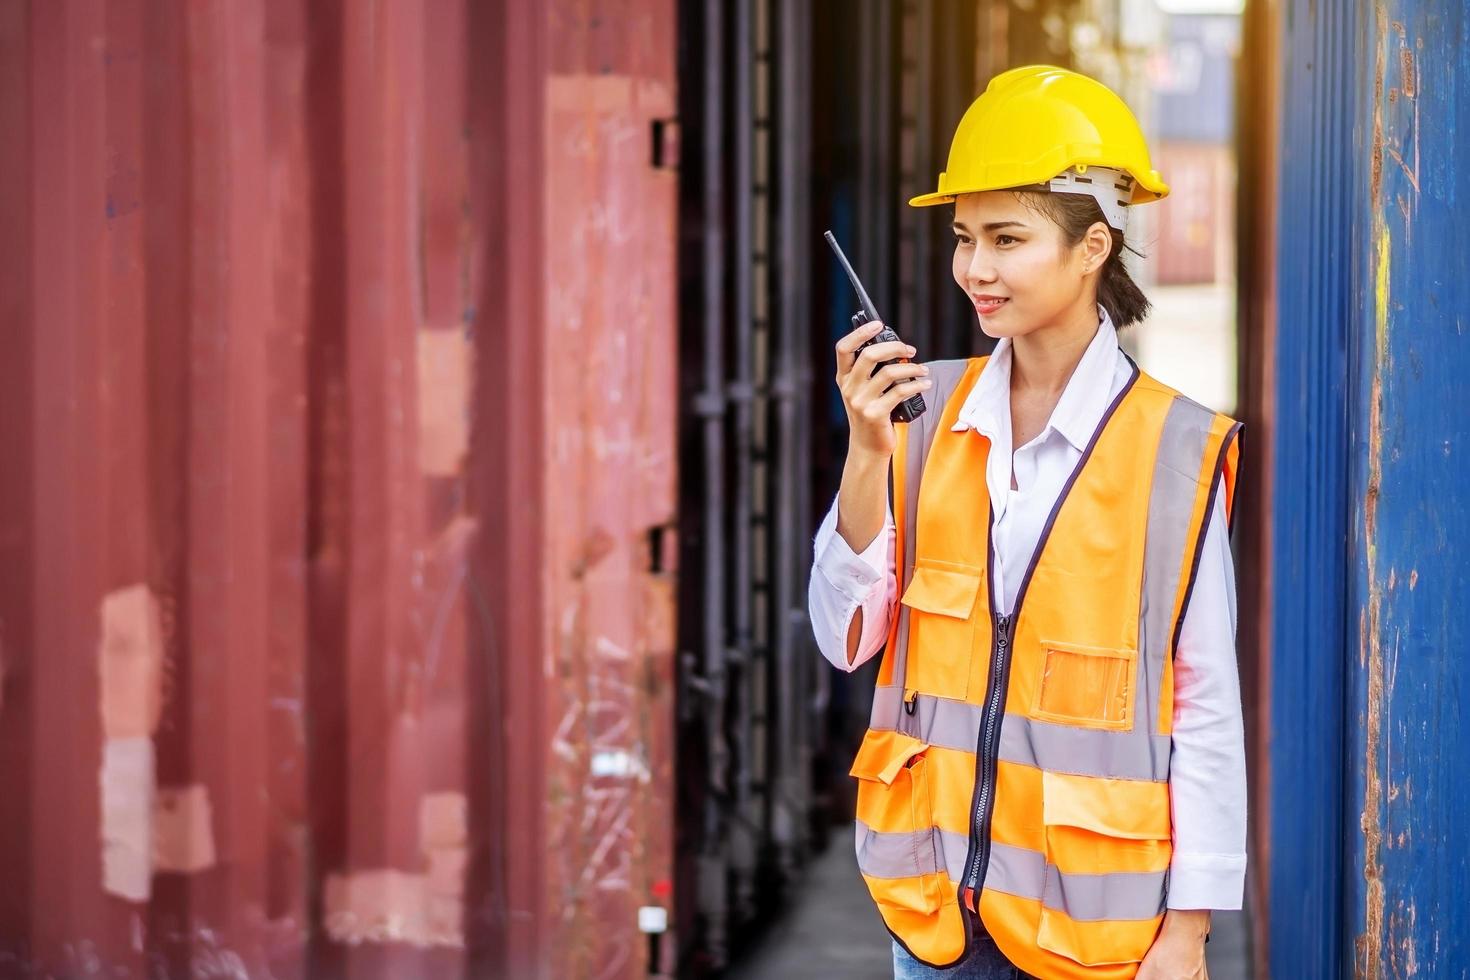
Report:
651,117,680,171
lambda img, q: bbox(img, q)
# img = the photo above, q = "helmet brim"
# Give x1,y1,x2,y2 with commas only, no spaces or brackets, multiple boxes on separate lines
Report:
907,174,1171,209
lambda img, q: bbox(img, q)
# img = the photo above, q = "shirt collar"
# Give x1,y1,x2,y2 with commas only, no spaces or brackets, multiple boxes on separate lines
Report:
952,303,1121,454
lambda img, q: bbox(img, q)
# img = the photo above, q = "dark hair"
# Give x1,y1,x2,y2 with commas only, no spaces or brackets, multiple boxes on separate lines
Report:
1014,191,1152,329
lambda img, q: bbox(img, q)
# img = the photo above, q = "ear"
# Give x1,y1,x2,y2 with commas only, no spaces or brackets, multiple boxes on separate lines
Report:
1081,221,1113,275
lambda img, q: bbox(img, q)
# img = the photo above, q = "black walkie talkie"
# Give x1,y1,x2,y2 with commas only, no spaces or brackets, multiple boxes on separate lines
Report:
823,230,927,424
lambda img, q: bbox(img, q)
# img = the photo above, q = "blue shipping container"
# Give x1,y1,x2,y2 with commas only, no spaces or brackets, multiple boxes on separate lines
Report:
1271,1,1469,976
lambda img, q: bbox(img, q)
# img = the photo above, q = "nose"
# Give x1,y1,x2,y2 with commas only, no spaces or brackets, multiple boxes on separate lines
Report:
965,248,998,287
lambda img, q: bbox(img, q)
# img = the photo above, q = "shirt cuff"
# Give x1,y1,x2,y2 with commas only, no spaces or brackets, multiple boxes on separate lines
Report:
1166,851,1246,911
813,518,890,605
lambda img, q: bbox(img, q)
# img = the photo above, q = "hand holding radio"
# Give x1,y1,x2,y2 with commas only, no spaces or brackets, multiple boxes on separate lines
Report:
833,317,932,457
827,231,931,458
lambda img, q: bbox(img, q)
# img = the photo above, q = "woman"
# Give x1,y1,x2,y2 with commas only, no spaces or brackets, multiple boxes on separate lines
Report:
808,66,1245,980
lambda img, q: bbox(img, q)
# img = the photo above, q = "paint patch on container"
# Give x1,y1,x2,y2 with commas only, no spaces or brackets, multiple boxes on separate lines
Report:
100,736,155,901
421,791,468,918
319,792,470,948
417,330,473,476
322,870,462,948
419,791,467,851
99,584,164,738
324,871,428,945
153,784,217,873
425,847,467,899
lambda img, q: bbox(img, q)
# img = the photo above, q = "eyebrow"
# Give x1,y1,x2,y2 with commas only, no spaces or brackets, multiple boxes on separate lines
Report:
952,221,1029,233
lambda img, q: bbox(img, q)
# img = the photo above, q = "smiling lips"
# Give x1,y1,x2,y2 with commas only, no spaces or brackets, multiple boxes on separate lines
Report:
973,296,1009,314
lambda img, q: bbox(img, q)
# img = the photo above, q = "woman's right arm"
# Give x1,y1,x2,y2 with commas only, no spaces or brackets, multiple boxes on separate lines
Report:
808,319,932,668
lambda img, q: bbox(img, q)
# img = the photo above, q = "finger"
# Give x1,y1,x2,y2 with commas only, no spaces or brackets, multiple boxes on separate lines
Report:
858,363,929,401
854,339,916,375
873,376,934,412
834,319,884,376
866,360,929,388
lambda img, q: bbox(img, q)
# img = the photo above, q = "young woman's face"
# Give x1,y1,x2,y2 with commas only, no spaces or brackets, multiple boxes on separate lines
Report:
950,190,1093,341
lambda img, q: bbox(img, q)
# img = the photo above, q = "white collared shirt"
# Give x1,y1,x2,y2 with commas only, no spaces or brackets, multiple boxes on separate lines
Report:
807,304,1247,910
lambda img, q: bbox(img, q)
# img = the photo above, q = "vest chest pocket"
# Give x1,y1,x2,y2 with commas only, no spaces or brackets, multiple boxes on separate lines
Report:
1033,639,1138,731
899,560,983,702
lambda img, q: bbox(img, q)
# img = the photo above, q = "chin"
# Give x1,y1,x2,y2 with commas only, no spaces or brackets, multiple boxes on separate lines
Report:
976,315,1034,341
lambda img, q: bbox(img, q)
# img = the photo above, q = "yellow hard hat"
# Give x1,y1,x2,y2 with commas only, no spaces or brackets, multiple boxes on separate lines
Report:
908,64,1169,209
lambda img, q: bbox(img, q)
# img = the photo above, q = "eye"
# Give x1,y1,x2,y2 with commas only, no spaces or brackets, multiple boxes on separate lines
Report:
995,234,1019,246
953,233,973,246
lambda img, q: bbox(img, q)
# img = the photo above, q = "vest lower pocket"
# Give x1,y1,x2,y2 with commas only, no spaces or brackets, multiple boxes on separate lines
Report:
850,730,944,916
1036,769,1170,966
1033,639,1139,731
899,560,983,701
1037,906,1165,968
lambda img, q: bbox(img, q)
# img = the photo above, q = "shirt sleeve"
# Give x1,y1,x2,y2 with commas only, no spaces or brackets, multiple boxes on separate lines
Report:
1166,487,1248,911
807,491,898,672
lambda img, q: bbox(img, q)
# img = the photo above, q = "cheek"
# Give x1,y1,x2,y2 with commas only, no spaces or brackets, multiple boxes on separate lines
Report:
1001,250,1050,292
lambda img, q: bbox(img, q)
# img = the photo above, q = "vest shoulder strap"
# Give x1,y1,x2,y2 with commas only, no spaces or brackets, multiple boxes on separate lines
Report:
886,357,984,665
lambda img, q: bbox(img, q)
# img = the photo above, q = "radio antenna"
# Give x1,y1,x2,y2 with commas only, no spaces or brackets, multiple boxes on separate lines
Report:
824,230,882,323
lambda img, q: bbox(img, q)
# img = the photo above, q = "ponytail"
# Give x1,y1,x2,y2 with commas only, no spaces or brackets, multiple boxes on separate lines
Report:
1097,228,1152,328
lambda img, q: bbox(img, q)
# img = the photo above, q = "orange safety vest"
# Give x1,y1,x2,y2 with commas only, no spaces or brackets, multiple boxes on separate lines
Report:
849,354,1241,979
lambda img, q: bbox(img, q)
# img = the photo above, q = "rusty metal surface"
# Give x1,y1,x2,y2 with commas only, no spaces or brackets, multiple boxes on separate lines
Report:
0,2,676,978
539,0,679,976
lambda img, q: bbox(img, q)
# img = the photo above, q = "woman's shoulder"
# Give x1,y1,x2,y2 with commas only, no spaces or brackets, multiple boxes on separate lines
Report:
1129,366,1241,427
921,355,988,394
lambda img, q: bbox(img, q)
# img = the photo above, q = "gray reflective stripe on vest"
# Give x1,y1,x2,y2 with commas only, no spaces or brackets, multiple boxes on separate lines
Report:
872,391,1219,785
854,828,1167,922
854,819,970,882
1124,393,1221,771
868,685,1169,780
998,713,1171,782
868,685,981,751
888,359,974,698
1043,863,1168,922
1140,393,1222,692
988,842,1165,922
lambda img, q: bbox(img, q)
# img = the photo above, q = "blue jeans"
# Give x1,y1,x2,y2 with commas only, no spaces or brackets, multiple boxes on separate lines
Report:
892,932,1034,979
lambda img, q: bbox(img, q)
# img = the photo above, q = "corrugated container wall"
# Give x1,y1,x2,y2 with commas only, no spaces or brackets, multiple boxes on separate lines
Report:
0,2,677,978
1268,0,1469,976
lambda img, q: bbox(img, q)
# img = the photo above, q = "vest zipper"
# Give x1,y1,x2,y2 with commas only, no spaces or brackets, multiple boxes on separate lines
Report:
964,611,1010,895
952,359,1139,928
